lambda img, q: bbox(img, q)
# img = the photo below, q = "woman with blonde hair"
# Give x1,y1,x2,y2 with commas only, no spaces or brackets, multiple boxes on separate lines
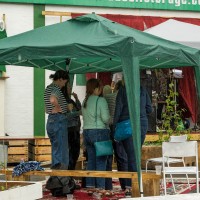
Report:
82,78,110,192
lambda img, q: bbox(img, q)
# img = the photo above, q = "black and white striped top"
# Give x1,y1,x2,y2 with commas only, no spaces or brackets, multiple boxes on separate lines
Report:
44,83,67,114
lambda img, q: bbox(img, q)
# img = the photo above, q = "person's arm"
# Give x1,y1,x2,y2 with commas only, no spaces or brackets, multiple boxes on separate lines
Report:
145,89,153,114
50,95,62,113
111,73,117,90
113,87,124,126
72,92,81,110
111,81,115,90
66,110,81,120
99,98,110,124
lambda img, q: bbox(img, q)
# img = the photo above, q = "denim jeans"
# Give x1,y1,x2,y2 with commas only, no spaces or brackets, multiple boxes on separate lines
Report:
47,113,69,168
122,121,148,188
106,125,128,190
83,129,110,189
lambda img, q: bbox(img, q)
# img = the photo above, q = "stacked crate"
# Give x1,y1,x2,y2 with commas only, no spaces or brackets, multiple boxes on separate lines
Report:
8,140,28,164
29,138,51,163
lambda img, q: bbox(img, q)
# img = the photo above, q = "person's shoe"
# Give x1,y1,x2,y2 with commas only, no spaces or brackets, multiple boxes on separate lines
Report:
104,190,113,197
87,190,93,196
87,188,96,196
125,190,131,198
75,184,81,190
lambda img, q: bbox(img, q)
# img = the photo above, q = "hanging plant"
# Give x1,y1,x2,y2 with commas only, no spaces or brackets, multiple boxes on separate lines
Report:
159,77,190,142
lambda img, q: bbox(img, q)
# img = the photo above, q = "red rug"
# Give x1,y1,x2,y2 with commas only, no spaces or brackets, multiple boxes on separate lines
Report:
40,179,125,200
40,179,198,199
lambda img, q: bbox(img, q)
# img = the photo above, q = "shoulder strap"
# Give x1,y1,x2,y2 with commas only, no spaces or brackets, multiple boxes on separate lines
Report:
95,97,100,127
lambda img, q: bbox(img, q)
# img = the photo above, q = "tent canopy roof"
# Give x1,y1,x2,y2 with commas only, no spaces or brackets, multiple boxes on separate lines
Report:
0,14,199,73
145,19,200,49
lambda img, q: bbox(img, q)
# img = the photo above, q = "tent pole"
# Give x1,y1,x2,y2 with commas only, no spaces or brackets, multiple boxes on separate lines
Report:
140,168,144,197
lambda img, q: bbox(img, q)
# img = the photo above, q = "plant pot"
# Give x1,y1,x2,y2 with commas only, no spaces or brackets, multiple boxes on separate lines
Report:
0,181,42,200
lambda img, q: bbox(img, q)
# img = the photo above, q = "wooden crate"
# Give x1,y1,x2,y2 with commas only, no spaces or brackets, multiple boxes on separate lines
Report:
141,145,162,170
29,138,51,146
29,138,51,162
7,140,29,163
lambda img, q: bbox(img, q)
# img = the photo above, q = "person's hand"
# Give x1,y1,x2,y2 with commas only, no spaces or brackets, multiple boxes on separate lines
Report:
72,92,78,100
67,103,74,112
52,105,62,113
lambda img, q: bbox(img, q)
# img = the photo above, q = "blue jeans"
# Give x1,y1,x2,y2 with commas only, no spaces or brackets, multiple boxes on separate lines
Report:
83,129,110,189
106,125,128,190
47,113,69,168
122,121,148,188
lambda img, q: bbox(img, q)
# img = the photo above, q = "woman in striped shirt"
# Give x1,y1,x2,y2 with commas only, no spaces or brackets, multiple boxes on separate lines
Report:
44,70,70,168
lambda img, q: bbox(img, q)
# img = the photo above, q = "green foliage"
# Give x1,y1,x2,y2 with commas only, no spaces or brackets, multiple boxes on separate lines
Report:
158,78,190,142
0,186,5,191
0,161,4,169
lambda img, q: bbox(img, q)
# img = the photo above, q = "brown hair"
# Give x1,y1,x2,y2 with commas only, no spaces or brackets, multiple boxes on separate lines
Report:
83,78,101,108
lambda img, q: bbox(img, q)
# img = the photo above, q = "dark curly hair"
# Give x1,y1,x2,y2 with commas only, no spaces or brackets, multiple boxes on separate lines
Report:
49,70,69,81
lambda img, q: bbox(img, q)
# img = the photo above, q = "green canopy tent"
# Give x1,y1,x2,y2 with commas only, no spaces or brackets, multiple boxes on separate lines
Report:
0,13,200,195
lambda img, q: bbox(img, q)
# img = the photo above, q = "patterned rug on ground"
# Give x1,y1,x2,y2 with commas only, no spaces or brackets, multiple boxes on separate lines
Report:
40,179,198,199
160,179,198,195
40,179,125,200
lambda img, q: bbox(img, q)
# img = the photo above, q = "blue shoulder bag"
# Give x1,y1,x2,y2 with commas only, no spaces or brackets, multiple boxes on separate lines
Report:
114,119,132,141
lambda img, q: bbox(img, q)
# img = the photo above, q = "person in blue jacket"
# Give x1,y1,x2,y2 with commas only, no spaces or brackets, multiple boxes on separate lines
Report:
113,77,152,196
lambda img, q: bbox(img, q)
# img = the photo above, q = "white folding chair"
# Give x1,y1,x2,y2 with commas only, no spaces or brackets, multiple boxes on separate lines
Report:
145,135,188,193
162,141,199,195
145,135,187,173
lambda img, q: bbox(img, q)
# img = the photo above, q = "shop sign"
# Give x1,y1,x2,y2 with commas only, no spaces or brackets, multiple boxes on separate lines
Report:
0,0,199,11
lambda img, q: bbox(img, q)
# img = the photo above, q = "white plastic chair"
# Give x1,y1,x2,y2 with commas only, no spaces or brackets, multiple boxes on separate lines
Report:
145,135,188,193
145,135,187,173
162,140,199,195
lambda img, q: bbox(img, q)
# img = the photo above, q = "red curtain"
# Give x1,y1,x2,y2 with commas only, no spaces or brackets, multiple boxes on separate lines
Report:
86,73,97,80
97,72,112,86
179,67,197,123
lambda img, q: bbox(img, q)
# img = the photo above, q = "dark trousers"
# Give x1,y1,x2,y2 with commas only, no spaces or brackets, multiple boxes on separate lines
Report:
122,121,148,188
68,126,80,170
111,121,148,188
105,125,128,190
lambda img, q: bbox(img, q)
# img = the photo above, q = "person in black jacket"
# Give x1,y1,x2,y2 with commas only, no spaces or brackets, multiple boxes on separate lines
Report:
62,82,81,170
113,77,152,196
